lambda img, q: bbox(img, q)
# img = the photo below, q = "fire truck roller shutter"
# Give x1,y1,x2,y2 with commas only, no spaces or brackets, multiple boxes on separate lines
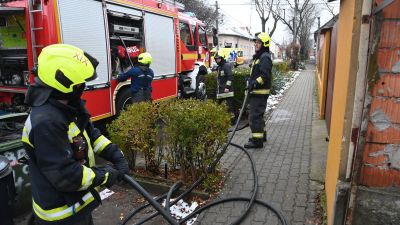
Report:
57,0,108,86
144,13,176,78
106,4,142,18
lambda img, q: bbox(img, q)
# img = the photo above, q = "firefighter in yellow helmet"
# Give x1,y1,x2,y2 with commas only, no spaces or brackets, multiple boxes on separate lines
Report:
117,52,154,103
244,32,273,148
214,50,236,124
22,44,129,225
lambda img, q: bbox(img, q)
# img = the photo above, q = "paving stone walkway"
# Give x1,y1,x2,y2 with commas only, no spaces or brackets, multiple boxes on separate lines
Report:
196,66,321,225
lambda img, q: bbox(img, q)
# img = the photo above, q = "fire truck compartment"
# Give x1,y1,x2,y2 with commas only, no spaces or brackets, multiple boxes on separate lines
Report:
0,7,28,87
108,9,144,75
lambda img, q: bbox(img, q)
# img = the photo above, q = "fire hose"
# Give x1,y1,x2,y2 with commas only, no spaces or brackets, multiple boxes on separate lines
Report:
120,89,288,225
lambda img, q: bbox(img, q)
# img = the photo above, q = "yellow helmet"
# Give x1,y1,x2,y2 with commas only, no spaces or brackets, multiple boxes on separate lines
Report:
138,52,152,65
38,44,98,93
214,50,226,60
255,32,271,47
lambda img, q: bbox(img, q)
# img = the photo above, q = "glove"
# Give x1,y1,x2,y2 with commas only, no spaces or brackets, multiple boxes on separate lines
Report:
114,157,129,179
93,165,120,188
247,80,256,92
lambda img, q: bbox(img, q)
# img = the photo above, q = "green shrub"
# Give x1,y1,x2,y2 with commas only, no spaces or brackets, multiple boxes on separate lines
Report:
107,102,162,173
273,61,290,73
107,100,230,187
161,99,230,184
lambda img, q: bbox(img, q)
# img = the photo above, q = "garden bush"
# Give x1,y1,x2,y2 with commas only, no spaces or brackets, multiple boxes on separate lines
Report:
107,102,162,173
161,99,230,184
108,99,230,187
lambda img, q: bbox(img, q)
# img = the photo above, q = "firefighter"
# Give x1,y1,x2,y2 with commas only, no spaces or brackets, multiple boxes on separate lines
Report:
215,50,236,124
22,44,129,225
244,32,273,149
117,52,154,103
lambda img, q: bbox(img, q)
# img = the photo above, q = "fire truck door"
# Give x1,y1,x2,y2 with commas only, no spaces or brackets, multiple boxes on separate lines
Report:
57,0,112,118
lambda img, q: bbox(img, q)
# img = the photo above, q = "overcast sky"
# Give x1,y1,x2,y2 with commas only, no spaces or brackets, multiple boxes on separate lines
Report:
212,0,340,44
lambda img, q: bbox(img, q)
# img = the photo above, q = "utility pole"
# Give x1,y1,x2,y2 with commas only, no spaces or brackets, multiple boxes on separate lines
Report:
215,0,219,50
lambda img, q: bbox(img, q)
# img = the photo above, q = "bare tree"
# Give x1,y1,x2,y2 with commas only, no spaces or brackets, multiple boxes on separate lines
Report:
321,0,336,17
274,0,312,43
298,3,318,60
254,0,280,37
177,0,221,32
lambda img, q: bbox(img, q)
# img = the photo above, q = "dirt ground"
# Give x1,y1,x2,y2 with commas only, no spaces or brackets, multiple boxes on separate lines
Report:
94,183,169,225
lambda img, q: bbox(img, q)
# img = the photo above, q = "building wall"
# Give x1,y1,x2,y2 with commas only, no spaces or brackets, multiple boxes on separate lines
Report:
208,34,282,62
207,35,255,61
316,31,331,119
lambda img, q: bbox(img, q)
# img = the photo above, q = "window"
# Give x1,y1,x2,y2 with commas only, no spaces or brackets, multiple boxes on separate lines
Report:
198,26,207,46
179,21,192,46
191,24,197,45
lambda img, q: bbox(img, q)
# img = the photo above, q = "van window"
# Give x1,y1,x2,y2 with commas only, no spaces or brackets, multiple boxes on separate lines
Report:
179,21,192,46
237,51,243,57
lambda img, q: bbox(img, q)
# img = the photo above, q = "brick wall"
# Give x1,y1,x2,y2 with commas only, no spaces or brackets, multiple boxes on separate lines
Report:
360,0,400,187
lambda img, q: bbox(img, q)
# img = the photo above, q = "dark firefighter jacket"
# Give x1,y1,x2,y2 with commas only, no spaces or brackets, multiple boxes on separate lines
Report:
117,65,154,95
249,51,272,95
22,85,126,224
216,61,234,99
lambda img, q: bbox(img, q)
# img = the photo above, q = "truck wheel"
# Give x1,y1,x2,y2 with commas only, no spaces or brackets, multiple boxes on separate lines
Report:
116,88,132,115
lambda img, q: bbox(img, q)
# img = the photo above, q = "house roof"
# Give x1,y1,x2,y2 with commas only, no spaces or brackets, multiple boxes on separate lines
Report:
314,14,339,34
218,18,254,39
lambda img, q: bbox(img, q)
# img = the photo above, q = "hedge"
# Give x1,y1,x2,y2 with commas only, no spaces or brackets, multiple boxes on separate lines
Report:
107,100,230,185
205,62,292,104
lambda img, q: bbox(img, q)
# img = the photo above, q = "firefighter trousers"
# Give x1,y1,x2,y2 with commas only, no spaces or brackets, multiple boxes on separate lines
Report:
132,89,152,103
248,94,269,140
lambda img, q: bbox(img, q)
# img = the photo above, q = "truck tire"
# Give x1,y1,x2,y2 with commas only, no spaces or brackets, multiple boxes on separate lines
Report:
115,88,132,115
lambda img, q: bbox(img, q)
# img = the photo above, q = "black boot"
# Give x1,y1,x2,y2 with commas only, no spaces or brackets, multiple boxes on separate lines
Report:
248,132,267,143
244,138,263,148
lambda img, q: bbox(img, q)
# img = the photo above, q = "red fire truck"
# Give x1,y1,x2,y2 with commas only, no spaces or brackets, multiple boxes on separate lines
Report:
0,0,210,121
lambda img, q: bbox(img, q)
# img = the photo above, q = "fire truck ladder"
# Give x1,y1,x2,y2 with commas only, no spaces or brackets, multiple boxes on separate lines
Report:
28,0,44,66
